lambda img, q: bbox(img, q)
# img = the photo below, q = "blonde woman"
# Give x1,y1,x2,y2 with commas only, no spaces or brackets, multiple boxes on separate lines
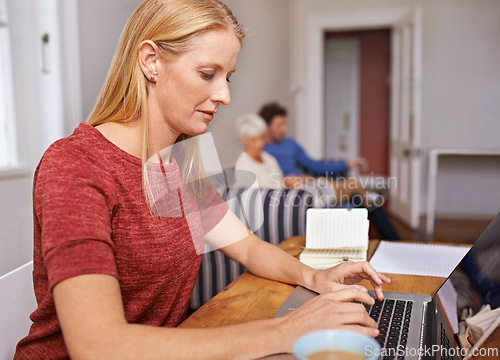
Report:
15,1,390,359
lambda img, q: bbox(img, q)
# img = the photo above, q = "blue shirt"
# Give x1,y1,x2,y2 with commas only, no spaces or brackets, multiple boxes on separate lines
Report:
264,137,347,176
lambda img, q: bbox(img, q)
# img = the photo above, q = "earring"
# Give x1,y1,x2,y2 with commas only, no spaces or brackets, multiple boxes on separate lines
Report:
150,68,157,81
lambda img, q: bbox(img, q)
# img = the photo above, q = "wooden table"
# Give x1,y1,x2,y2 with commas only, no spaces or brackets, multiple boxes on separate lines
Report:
180,237,499,357
180,237,445,328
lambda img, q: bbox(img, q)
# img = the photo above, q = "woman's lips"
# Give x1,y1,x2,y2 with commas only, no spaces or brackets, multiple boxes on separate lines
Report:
198,110,215,121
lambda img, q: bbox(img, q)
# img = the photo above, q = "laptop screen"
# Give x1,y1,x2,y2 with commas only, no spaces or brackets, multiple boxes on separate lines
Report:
435,212,500,355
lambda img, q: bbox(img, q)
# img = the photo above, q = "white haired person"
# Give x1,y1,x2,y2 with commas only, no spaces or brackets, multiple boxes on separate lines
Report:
14,1,390,359
235,113,336,207
234,113,283,189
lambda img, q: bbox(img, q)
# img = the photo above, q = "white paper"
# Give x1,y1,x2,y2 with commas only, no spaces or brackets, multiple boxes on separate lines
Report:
467,305,500,336
464,315,500,360
305,208,369,249
369,241,471,277
437,279,459,333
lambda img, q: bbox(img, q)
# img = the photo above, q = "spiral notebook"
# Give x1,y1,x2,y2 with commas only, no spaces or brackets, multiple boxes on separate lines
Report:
299,208,369,270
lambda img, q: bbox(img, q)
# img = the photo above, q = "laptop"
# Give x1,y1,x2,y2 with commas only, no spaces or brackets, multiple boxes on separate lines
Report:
266,212,500,360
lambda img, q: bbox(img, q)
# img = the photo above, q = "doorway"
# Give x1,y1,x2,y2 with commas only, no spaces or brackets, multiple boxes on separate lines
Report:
324,29,391,176
295,7,423,229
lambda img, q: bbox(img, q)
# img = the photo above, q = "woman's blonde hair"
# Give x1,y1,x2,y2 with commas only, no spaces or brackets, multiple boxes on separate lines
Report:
86,0,245,198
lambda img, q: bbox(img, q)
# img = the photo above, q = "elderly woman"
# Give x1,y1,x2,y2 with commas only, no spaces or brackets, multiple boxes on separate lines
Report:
234,113,284,189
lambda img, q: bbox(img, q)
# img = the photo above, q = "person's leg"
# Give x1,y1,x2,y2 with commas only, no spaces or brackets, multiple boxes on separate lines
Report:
460,252,500,309
366,205,400,240
301,177,336,208
328,177,368,207
327,177,400,239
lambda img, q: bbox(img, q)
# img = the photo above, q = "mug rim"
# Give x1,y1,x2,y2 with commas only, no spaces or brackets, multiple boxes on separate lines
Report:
293,329,380,360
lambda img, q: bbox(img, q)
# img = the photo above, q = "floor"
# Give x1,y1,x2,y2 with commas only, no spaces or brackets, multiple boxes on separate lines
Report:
371,213,495,245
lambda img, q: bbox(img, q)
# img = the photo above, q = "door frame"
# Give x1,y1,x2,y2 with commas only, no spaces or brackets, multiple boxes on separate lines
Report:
293,5,423,227
389,10,423,229
295,6,418,157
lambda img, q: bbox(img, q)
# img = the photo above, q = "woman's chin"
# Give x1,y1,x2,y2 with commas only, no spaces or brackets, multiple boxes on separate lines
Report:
184,124,210,137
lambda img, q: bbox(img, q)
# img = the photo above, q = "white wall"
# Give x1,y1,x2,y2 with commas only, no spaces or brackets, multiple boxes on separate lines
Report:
419,0,500,216
77,0,142,120
77,0,294,169
293,0,500,217
421,0,500,150
435,156,500,216
209,0,294,168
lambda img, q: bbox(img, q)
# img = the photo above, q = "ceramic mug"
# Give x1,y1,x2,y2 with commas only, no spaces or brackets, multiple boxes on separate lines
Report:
293,329,381,360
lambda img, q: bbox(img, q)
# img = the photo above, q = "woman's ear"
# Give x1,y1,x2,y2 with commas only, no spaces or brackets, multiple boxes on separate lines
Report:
138,40,159,82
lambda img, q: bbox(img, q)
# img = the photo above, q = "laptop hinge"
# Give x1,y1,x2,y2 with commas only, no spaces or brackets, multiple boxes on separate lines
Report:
419,299,436,360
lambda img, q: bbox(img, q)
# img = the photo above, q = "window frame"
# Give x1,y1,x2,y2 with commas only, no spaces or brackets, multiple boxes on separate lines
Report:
0,0,19,173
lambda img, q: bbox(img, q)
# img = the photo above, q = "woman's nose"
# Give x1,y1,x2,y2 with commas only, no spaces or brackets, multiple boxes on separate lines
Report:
211,80,231,105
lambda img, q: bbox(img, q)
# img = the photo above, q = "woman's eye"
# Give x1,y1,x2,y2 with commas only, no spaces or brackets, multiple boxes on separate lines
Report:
202,72,215,79
226,77,231,83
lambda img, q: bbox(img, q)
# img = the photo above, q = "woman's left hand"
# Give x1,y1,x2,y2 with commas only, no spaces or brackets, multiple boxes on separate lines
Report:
308,261,391,301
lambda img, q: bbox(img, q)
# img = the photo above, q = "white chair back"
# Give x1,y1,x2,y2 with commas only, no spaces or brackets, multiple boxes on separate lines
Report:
0,261,37,360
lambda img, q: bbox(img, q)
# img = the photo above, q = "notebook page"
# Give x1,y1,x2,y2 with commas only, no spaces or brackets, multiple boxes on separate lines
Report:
305,208,369,249
437,280,459,333
369,241,470,277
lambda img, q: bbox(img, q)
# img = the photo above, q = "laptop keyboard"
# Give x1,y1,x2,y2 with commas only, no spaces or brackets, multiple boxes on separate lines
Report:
440,323,453,360
359,298,413,360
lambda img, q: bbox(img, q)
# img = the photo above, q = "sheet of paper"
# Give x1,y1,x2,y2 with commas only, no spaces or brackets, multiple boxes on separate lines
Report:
437,279,459,333
464,315,500,360
369,241,471,277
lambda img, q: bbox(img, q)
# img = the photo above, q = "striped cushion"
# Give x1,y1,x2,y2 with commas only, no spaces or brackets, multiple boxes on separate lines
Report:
189,188,313,309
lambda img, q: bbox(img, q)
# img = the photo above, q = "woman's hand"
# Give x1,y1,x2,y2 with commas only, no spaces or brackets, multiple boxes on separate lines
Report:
308,261,391,301
277,286,379,352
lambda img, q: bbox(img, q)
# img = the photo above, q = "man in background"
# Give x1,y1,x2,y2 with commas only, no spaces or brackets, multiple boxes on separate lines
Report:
260,102,368,180
260,102,400,240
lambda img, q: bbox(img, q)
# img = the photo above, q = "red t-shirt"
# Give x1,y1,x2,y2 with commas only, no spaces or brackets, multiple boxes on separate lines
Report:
14,123,228,359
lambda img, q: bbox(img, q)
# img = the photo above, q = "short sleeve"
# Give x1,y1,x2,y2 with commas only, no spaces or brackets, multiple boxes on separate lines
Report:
34,145,118,290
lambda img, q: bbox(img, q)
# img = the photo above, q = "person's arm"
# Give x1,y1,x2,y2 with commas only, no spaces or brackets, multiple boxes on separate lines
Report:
52,209,385,359
53,274,286,360
294,141,348,176
53,267,378,360
207,210,391,300
283,175,304,189
346,157,369,173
